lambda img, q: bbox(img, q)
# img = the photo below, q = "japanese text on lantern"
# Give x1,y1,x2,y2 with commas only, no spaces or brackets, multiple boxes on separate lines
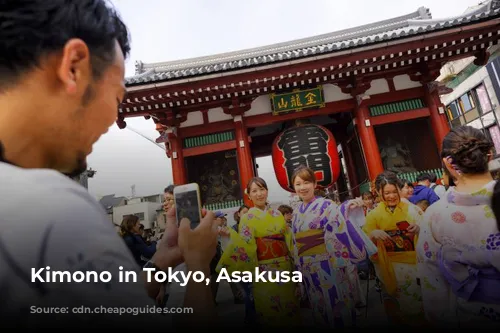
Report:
271,86,325,115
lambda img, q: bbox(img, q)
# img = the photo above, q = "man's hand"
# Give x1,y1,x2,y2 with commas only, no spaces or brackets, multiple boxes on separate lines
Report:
178,210,222,269
178,211,221,325
151,206,183,270
156,284,166,306
218,226,231,238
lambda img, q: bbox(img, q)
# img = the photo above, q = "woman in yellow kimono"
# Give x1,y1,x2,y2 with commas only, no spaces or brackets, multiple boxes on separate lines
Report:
363,171,425,326
216,177,300,327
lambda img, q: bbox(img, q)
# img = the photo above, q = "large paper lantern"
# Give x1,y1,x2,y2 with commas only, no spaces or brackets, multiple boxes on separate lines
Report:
272,124,340,192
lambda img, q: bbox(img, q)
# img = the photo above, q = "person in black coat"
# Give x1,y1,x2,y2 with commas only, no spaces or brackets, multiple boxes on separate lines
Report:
119,214,157,267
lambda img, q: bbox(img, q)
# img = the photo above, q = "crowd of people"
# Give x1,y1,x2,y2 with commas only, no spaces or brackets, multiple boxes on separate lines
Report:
1,0,500,330
120,125,500,329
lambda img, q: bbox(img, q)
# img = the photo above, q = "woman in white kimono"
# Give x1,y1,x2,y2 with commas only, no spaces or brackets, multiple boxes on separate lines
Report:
417,125,500,328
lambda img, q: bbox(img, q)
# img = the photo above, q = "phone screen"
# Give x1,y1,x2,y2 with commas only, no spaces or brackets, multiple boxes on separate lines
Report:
174,189,201,228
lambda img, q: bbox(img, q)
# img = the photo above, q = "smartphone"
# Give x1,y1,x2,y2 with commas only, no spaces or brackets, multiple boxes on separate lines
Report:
173,183,202,228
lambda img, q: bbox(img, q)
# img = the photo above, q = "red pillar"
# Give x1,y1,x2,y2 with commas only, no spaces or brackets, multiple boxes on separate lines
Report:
355,102,384,182
167,129,187,185
234,115,254,207
425,84,450,153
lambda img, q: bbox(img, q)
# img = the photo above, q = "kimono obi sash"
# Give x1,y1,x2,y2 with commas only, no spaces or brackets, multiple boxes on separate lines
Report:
438,246,500,305
255,234,288,261
295,229,326,257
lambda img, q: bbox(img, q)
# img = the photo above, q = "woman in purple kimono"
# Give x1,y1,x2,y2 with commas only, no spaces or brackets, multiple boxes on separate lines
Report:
417,125,500,328
291,166,377,328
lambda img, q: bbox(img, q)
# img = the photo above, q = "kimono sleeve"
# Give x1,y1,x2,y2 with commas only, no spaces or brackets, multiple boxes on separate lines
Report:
416,206,457,326
284,222,294,258
362,210,378,236
216,213,258,274
328,201,377,263
407,203,426,229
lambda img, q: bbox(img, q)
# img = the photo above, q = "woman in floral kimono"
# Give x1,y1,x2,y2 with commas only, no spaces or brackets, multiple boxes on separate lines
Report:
494,181,500,229
291,166,377,328
216,177,300,327
417,126,500,328
363,170,424,326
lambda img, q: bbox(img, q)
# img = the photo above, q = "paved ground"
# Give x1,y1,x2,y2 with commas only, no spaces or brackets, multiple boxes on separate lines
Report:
167,264,388,327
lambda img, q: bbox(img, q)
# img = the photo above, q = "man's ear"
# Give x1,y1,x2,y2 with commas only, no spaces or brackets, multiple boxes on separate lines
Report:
56,39,91,96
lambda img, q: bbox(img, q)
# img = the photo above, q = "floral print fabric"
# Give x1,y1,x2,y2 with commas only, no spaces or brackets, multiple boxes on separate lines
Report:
216,207,300,327
363,201,425,325
417,180,500,327
292,197,376,327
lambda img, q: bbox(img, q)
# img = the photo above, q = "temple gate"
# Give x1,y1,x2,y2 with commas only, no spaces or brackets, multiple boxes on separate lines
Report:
117,2,500,207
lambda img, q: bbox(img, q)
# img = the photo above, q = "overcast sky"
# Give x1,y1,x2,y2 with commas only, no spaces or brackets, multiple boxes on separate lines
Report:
87,0,482,201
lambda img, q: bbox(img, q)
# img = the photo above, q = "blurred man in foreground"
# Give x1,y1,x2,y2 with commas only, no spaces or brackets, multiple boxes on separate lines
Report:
0,0,218,329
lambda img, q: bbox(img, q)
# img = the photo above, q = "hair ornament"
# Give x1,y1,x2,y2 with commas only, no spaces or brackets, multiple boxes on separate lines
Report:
446,155,463,175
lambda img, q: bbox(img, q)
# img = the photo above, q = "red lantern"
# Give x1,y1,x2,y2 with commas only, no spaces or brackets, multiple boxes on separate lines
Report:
272,124,340,192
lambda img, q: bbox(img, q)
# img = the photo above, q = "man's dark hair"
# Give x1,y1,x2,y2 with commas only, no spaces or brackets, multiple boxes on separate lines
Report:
429,173,437,183
164,185,175,195
0,0,131,87
416,199,430,206
416,173,432,182
397,179,414,190
277,204,293,215
361,191,374,200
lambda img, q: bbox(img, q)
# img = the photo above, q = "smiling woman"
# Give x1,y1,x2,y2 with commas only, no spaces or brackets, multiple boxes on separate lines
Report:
289,165,377,328
362,170,424,326
216,176,301,327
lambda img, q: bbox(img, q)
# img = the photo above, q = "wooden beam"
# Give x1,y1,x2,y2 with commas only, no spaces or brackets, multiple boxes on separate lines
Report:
183,140,236,157
180,120,234,138
365,87,425,106
177,99,355,138
119,71,420,119
245,99,355,128
156,88,427,139
370,108,430,126
118,85,425,133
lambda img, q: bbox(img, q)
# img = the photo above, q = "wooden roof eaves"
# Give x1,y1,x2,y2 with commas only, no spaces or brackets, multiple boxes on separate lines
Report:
122,18,500,102
125,19,500,96
125,5,498,85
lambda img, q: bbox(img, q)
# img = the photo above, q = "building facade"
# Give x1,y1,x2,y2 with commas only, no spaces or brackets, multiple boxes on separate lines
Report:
440,44,500,154
98,194,127,222
111,194,163,230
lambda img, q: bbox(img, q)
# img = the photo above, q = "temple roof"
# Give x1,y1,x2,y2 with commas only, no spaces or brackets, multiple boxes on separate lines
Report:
126,0,500,86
